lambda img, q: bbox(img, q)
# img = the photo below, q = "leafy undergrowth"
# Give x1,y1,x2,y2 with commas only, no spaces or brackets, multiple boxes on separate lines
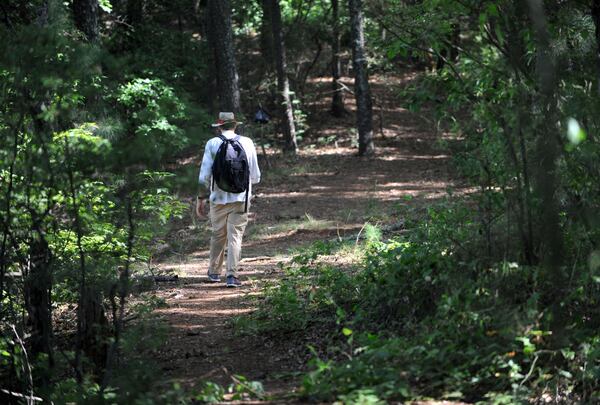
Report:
195,376,266,403
235,199,600,404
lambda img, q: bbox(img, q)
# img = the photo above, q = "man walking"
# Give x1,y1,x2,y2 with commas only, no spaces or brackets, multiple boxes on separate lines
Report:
197,112,261,287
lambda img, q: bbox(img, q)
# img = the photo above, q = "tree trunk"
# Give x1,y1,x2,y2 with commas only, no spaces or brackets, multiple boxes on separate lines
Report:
206,0,241,113
348,0,374,156
259,0,275,71
450,22,460,61
330,0,346,117
72,0,99,42
269,0,297,153
527,0,566,346
506,0,531,76
36,0,49,26
126,0,143,26
80,286,109,372
527,0,564,272
23,237,53,361
502,1,536,264
592,0,600,95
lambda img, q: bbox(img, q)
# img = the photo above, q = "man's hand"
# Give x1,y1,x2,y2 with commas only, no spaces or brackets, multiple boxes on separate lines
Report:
196,197,208,219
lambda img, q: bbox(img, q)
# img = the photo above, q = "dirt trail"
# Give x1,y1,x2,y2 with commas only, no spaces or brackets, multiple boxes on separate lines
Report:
151,72,469,402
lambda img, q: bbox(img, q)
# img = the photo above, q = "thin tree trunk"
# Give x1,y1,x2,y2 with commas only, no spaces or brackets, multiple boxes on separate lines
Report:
203,2,219,110
517,121,536,264
299,36,322,96
0,114,24,305
21,5,55,373
72,0,99,42
260,0,275,71
206,0,241,113
527,0,566,345
502,1,536,263
330,0,346,117
269,0,297,153
101,193,134,391
527,0,564,270
348,0,374,156
592,0,600,95
57,133,107,377
23,236,52,362
506,0,531,78
80,287,108,371
450,22,460,61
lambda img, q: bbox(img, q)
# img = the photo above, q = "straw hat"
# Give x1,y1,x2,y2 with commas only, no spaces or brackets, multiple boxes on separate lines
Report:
211,112,243,127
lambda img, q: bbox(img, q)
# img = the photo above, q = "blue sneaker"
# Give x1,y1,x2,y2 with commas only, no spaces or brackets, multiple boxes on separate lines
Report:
226,276,242,288
207,272,221,283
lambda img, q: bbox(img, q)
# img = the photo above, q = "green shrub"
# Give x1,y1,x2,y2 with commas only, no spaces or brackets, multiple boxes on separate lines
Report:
236,201,600,403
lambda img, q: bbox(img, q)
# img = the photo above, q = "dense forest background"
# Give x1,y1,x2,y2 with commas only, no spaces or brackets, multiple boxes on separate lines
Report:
1,0,599,403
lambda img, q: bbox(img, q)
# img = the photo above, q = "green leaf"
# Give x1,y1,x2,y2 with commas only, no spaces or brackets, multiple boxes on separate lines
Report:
559,370,573,379
99,0,112,13
566,118,587,145
516,337,536,356
342,327,353,336
561,349,575,360
486,3,499,17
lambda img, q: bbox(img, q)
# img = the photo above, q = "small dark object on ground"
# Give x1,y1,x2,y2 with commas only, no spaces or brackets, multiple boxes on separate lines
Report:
154,275,179,282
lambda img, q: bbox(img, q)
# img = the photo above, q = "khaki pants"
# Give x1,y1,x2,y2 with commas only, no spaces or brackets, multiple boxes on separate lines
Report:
207,202,249,278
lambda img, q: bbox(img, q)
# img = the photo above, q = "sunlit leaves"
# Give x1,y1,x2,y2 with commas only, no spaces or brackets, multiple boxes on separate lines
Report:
99,0,112,13
566,118,586,146
115,77,188,164
54,124,111,152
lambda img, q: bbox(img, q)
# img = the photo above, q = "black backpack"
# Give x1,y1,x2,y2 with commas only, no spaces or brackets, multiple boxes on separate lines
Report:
212,134,250,211
254,106,271,124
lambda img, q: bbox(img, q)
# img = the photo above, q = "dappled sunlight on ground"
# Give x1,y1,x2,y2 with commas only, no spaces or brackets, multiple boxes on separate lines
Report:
151,69,471,401
151,255,299,394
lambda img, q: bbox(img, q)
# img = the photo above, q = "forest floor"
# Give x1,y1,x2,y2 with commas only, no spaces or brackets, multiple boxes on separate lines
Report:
149,71,471,403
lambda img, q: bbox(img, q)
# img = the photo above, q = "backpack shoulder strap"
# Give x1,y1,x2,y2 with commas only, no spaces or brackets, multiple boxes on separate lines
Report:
233,135,247,153
213,134,228,192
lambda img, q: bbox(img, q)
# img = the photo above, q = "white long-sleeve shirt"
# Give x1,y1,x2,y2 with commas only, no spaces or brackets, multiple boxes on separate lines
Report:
198,130,261,205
